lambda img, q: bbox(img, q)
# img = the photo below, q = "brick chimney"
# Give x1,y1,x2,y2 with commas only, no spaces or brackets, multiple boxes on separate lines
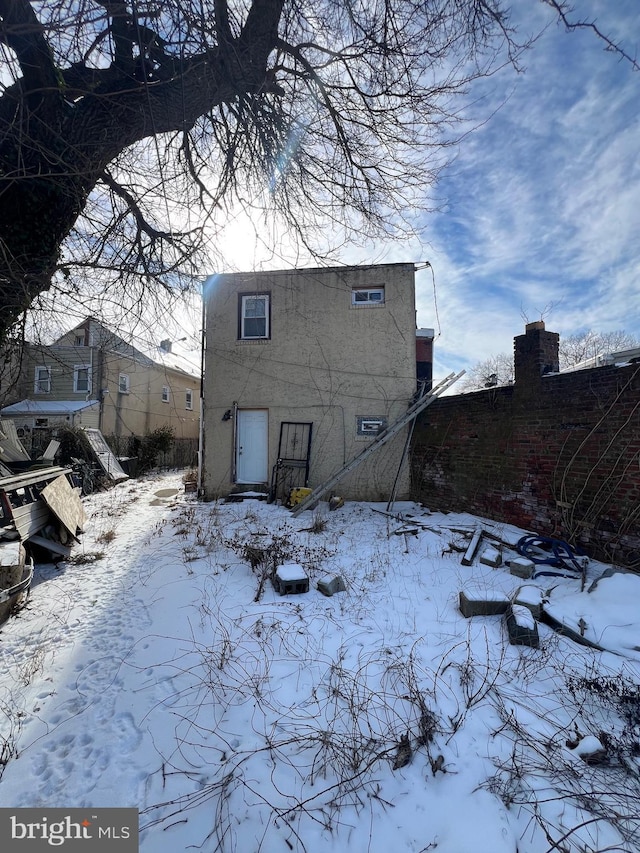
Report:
514,321,559,390
416,328,434,390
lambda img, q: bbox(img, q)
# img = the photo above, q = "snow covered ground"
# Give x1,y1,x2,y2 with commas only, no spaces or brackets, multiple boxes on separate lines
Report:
1,472,639,853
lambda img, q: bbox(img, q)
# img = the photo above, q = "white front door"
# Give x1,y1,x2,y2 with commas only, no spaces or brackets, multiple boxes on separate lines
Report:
236,409,269,483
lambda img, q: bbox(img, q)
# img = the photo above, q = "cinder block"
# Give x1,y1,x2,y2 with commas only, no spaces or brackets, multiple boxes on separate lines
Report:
505,604,539,647
317,574,346,596
508,557,535,579
459,590,509,618
479,547,502,568
513,585,544,620
273,563,309,596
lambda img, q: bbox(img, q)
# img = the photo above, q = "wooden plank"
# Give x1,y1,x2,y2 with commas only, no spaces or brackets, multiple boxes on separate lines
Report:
83,428,128,481
27,535,72,559
0,419,31,461
461,528,483,566
40,439,61,461
10,500,52,539
0,466,71,492
42,475,86,538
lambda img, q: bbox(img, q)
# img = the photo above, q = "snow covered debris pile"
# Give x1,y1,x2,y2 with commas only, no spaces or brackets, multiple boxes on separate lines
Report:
0,484,639,853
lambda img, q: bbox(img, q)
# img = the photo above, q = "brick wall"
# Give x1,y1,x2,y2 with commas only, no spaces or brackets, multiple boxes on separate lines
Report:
411,324,640,568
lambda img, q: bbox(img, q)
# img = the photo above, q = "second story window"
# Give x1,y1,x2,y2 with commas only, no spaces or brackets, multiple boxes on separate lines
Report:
34,366,51,394
352,286,385,306
162,386,170,403
239,293,270,339
74,365,91,393
118,373,130,394
185,389,193,411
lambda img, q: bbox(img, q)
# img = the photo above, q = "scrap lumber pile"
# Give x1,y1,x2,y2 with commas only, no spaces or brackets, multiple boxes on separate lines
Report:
0,466,86,560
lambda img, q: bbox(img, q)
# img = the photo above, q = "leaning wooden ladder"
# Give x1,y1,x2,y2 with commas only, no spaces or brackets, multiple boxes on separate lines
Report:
290,371,464,517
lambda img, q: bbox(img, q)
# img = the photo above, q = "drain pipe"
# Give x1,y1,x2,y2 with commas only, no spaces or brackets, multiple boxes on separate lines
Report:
197,283,206,497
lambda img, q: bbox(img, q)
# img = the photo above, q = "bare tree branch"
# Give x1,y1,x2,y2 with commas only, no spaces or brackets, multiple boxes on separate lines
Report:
542,0,639,71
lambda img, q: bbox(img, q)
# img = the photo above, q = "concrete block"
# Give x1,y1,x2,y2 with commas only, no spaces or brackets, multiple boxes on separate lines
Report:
505,604,539,647
479,547,502,568
459,589,509,618
317,573,346,596
508,557,535,579
273,563,309,596
513,585,544,620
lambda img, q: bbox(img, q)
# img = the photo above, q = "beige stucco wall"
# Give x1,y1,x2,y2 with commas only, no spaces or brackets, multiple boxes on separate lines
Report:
21,340,199,441
100,356,200,440
203,264,417,501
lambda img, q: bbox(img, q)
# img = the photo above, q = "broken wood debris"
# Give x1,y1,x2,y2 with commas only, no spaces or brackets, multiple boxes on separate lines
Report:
0,466,84,560
461,528,483,566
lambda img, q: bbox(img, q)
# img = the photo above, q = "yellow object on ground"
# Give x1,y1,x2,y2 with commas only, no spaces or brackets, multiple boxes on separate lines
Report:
287,487,313,507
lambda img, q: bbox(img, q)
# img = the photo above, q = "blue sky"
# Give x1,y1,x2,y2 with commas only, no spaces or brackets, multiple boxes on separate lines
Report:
210,2,639,382
409,0,640,378
41,2,637,378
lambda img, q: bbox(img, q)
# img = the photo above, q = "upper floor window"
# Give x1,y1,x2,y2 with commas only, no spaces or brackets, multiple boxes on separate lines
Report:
118,373,130,394
162,386,170,403
239,293,270,339
74,334,85,347
185,389,193,411
74,365,91,393
34,366,51,394
352,287,385,306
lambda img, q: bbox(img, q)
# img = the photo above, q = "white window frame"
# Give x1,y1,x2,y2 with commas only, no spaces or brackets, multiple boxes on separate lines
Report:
240,293,270,339
185,389,193,411
74,334,85,347
118,373,130,394
351,286,385,306
73,364,91,393
162,385,170,403
34,366,51,394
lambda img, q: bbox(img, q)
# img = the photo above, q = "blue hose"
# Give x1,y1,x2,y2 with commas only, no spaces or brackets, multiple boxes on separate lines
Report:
516,534,584,572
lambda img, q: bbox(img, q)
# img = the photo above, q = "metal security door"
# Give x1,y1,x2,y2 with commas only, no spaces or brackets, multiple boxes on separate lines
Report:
236,409,269,483
270,422,313,502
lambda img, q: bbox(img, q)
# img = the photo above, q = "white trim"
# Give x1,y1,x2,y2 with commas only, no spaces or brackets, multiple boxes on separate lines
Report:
34,365,51,394
162,385,170,403
351,286,385,306
73,364,91,393
118,373,130,393
241,294,270,339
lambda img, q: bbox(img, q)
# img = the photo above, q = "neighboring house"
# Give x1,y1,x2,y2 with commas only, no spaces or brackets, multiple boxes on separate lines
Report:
203,263,432,502
1,318,200,452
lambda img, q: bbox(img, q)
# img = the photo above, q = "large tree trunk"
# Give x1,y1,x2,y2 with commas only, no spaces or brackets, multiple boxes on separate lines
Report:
0,0,284,343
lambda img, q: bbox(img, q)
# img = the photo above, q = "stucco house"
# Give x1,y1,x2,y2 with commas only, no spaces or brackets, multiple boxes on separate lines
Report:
1,318,200,454
202,263,433,502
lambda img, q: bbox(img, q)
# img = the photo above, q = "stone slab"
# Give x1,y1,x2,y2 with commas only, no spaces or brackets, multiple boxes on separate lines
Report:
317,574,347,596
459,590,510,618
505,603,539,647
479,547,502,568
513,585,544,620
508,557,535,579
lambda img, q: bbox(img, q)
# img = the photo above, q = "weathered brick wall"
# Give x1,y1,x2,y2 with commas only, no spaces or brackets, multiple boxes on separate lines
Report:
411,334,640,568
